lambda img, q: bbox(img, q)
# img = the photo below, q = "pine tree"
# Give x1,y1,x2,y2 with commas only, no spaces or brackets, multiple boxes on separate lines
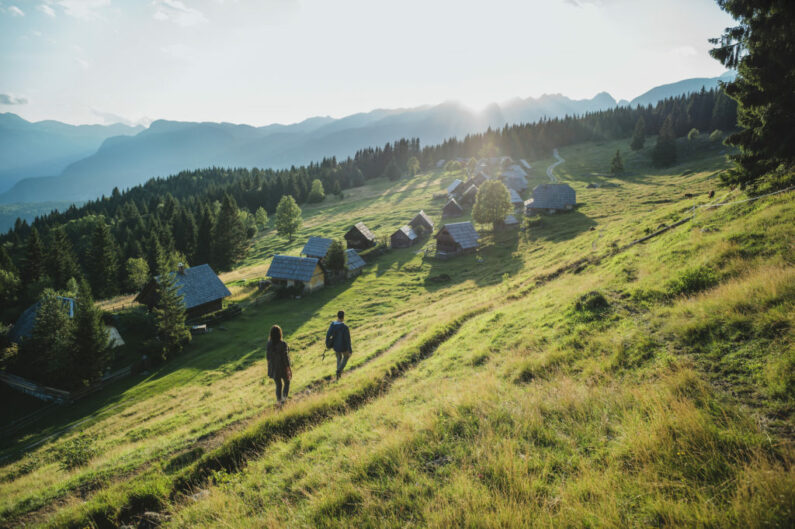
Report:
146,231,166,278
254,207,268,228
26,289,74,385
710,0,794,187
195,208,214,267
70,281,109,387
0,245,17,275
153,271,191,361
325,240,347,277
212,194,247,271
630,116,646,151
383,159,401,181
88,221,120,299
47,227,80,291
307,179,325,203
472,180,512,231
21,227,46,285
652,115,677,167
274,195,302,242
610,150,624,175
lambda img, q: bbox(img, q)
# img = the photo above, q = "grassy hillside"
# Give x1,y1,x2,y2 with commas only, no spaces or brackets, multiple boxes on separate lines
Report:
0,136,792,528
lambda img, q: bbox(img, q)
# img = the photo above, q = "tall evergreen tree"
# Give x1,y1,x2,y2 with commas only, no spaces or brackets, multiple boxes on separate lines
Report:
88,221,120,299
652,115,678,167
274,195,302,242
24,289,74,385
212,194,247,271
710,0,794,187
630,116,646,151
325,240,347,277
21,227,46,285
195,207,215,266
47,227,81,291
153,271,191,361
610,150,625,175
70,281,110,387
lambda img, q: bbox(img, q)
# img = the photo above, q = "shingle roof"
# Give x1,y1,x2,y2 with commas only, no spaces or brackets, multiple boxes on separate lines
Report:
393,225,418,241
529,183,577,210
267,255,320,282
301,236,334,258
9,297,76,342
443,198,464,215
509,188,523,204
410,210,434,231
167,264,231,310
346,222,376,242
345,249,366,271
462,184,478,199
446,178,463,194
438,222,479,249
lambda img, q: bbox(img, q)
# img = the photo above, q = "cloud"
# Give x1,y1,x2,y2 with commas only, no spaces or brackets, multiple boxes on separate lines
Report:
0,93,29,105
38,4,56,17
56,0,110,20
8,5,25,16
74,56,90,69
153,0,207,27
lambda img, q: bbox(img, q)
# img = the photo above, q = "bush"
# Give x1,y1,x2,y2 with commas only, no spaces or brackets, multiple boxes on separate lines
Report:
666,265,719,297
55,436,97,470
570,291,611,322
709,129,723,142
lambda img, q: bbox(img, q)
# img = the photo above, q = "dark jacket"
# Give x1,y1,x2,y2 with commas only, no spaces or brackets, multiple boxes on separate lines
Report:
326,321,352,354
266,340,291,379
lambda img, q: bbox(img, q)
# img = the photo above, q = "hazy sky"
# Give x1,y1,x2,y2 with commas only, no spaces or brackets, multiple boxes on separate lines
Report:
0,0,735,126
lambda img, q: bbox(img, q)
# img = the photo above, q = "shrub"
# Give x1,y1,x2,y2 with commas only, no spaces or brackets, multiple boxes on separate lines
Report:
55,436,97,471
666,265,719,297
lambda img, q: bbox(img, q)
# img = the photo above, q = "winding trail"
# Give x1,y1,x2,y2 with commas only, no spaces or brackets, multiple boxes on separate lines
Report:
547,148,564,182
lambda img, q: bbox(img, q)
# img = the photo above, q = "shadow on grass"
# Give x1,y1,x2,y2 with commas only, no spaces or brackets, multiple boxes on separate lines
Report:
525,210,597,243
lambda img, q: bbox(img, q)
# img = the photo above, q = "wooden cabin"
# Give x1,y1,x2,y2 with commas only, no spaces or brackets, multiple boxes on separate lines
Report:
345,249,366,278
301,236,334,260
460,184,479,206
435,222,480,257
508,188,524,210
267,255,325,293
446,178,464,198
391,225,418,249
344,222,377,250
525,183,576,214
442,198,464,218
136,264,232,320
409,210,434,235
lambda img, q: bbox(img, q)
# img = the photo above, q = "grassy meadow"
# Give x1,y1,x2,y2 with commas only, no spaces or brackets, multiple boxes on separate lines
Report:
0,135,792,528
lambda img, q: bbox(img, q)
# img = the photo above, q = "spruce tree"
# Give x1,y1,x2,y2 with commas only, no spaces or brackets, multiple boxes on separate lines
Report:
274,195,302,242
195,208,214,266
307,179,325,203
254,207,268,228
472,180,512,231
710,0,794,187
70,281,109,387
47,227,80,291
630,116,646,151
88,221,119,300
383,159,401,181
212,194,247,271
325,240,347,278
0,245,17,275
610,150,624,175
22,227,46,285
26,289,74,386
652,115,678,167
153,271,191,361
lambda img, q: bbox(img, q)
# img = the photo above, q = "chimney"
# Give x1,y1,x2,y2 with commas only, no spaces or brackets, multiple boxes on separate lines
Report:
178,262,185,275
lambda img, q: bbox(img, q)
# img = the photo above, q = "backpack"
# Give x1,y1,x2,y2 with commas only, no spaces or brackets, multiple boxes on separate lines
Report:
325,323,337,349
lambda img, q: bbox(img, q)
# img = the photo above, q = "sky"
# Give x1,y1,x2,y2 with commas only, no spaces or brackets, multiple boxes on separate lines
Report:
0,0,736,126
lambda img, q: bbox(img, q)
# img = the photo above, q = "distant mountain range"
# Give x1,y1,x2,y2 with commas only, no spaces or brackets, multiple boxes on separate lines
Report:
0,72,734,206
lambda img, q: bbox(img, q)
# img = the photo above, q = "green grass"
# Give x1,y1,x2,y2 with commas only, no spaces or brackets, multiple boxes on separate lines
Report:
1,136,793,528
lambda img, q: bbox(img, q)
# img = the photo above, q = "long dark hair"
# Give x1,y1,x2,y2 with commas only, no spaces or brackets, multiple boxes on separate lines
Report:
270,325,283,345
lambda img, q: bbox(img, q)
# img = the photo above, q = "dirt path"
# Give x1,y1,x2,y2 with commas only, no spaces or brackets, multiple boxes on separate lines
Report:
547,149,564,182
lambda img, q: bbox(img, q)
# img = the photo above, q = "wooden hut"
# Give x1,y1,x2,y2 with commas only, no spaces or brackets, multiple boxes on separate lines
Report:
344,222,377,250
525,183,576,214
435,222,480,257
508,188,524,210
442,198,464,218
267,255,325,293
391,225,418,249
409,210,434,235
301,236,334,260
464,171,488,189
136,264,232,320
446,179,464,197
460,184,479,206
345,249,366,278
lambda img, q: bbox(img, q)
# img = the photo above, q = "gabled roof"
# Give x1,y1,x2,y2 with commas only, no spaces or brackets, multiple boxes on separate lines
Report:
443,197,464,214
504,214,520,225
345,249,366,271
410,210,434,231
509,188,523,204
461,184,479,202
529,183,577,210
393,225,418,241
267,255,320,282
446,178,463,194
165,264,231,310
437,222,479,249
345,222,376,242
301,236,334,258
9,297,76,342
503,164,528,178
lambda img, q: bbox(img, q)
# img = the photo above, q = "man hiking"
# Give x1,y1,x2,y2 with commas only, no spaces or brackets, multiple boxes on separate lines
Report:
326,310,352,380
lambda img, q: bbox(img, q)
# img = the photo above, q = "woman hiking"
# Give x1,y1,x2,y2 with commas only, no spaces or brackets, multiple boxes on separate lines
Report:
266,325,292,405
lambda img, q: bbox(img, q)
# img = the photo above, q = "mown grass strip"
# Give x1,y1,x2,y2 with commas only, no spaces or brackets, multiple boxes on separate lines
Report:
49,309,485,529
